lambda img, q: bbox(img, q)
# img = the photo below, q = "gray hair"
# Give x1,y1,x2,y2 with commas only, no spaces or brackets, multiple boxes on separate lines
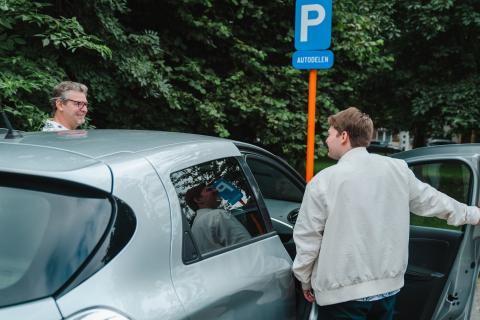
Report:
51,81,88,111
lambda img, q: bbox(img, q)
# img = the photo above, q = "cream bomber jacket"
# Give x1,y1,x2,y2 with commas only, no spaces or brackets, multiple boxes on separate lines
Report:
292,147,480,306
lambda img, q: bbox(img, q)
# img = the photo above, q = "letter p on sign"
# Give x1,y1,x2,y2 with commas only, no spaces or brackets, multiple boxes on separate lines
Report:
295,0,332,51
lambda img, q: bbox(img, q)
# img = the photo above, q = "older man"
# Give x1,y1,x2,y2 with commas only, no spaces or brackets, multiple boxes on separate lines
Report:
42,81,88,131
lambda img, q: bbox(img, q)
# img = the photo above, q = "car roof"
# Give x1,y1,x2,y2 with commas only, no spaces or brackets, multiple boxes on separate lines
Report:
0,129,224,159
392,143,480,160
0,130,228,191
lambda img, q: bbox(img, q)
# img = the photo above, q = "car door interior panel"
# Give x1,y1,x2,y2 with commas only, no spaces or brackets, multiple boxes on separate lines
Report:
396,226,463,319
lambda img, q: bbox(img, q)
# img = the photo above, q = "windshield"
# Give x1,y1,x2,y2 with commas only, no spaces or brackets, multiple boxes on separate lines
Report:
0,174,112,307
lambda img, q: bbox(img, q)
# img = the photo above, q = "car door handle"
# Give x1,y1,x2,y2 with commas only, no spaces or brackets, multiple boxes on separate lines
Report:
406,264,444,280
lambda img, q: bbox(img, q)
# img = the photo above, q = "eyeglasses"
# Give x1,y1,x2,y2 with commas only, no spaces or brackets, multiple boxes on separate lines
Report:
62,98,88,109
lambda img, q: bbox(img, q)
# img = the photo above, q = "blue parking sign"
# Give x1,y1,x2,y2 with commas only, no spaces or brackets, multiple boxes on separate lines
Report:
212,178,243,205
294,0,332,51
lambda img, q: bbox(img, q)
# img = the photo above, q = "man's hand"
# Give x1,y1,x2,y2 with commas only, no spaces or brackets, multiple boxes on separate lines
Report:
303,289,315,303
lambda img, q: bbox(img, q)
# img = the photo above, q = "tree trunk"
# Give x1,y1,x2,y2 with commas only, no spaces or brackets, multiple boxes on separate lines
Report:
412,125,426,148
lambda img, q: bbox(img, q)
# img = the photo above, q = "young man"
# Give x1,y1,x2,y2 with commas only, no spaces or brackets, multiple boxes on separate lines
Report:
292,107,480,319
42,81,88,131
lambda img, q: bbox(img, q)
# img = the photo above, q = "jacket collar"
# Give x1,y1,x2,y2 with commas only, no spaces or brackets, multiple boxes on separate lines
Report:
338,147,368,164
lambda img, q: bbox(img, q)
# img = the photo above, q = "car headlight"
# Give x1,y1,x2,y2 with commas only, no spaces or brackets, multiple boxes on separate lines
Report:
64,308,131,320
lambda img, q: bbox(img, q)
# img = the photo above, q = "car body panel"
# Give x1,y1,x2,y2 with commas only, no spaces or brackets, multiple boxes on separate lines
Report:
147,141,295,319
170,237,295,319
0,298,61,320
144,140,242,173
393,143,480,160
56,154,185,320
0,142,112,192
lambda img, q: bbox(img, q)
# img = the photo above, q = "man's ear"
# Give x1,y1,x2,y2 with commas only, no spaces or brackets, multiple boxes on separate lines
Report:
55,99,63,112
340,131,349,144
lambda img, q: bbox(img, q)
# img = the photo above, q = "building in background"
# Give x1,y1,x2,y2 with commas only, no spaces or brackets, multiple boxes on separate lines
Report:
373,128,411,152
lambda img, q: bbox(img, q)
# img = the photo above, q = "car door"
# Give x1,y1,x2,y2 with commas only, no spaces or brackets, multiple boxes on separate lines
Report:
238,147,314,319
392,154,480,320
147,141,295,320
241,151,305,259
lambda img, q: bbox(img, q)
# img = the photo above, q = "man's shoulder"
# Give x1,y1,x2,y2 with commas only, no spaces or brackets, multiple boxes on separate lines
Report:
369,153,408,167
311,154,408,183
196,208,229,220
307,165,338,192
42,119,67,132
312,164,338,181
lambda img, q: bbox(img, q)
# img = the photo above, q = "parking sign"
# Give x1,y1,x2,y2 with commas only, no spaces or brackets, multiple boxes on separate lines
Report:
294,0,332,51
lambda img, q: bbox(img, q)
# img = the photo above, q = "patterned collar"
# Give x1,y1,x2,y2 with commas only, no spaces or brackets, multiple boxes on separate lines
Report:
42,119,69,132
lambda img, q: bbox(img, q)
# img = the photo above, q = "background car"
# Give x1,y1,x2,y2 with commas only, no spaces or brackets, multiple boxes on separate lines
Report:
426,138,456,146
367,139,402,155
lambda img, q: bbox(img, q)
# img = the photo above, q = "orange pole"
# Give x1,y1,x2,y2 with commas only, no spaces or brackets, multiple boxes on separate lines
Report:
306,69,317,182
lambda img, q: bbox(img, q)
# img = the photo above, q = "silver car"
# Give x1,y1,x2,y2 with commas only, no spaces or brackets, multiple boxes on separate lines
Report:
0,129,299,320
0,129,479,320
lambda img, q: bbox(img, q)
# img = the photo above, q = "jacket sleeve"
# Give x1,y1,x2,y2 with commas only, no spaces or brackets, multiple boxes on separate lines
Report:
292,181,328,290
407,167,480,226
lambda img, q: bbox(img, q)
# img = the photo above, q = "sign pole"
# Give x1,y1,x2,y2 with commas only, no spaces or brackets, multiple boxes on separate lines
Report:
306,69,317,182
293,0,332,182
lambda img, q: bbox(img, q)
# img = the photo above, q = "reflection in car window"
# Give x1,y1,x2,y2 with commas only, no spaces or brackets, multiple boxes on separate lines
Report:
410,161,471,231
171,158,266,255
0,177,111,308
246,157,303,203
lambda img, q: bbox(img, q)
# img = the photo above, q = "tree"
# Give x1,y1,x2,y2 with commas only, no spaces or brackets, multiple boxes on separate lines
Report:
360,0,480,146
0,0,110,129
1,0,396,170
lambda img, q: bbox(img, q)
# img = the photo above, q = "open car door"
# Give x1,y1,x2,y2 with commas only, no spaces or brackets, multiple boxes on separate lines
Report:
393,149,480,320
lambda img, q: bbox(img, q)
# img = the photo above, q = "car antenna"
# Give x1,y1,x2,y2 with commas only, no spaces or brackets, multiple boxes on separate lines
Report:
0,100,23,139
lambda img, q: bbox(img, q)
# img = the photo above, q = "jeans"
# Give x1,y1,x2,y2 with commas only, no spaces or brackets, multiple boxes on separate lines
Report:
317,294,397,320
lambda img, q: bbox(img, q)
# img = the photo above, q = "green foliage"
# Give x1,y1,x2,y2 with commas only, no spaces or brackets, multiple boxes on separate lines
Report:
0,0,111,130
360,0,480,144
2,0,397,170
411,77,480,135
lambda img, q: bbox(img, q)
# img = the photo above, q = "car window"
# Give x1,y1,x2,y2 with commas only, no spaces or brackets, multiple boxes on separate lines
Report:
0,174,112,308
245,157,304,203
171,157,267,257
409,160,472,231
